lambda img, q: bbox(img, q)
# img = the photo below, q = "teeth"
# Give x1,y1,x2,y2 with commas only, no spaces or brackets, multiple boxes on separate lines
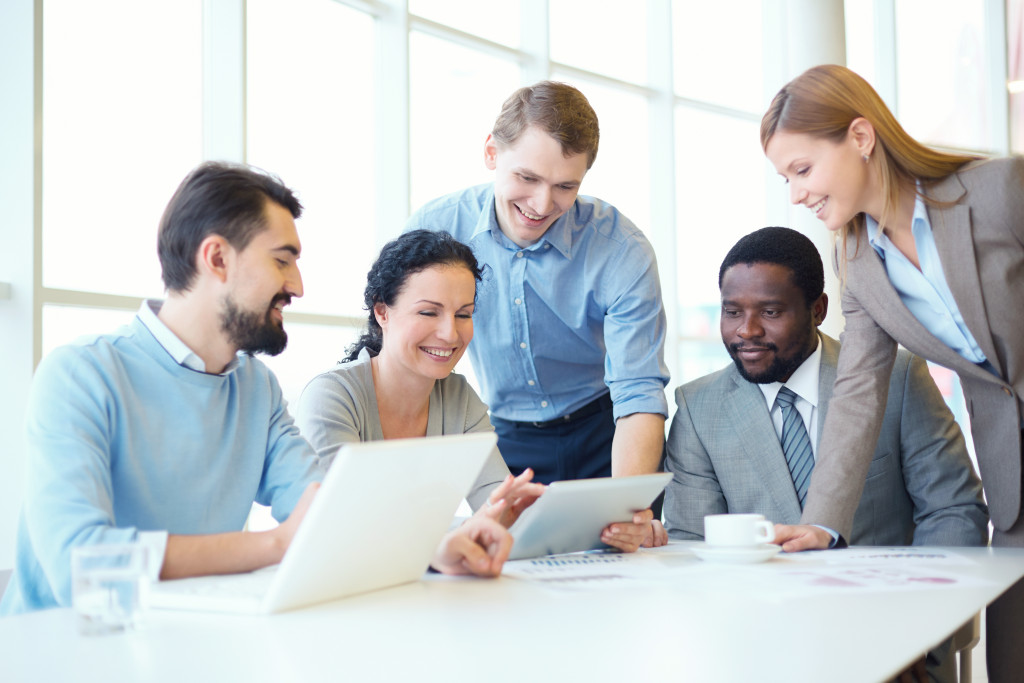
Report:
518,205,544,221
423,348,453,358
809,197,827,213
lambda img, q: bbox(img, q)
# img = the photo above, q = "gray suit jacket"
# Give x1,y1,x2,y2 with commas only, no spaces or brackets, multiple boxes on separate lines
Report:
664,334,988,545
804,157,1024,540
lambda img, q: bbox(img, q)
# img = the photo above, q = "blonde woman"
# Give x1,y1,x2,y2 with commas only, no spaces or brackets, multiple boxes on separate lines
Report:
761,64,1023,680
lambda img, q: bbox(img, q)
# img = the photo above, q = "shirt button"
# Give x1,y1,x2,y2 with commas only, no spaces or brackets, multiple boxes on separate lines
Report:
514,298,522,305
515,251,524,258
528,380,535,386
1003,387,1013,397
520,342,527,349
541,401,548,408
544,244,551,249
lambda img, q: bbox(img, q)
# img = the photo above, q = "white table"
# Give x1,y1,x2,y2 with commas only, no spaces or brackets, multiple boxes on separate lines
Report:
2,543,1022,683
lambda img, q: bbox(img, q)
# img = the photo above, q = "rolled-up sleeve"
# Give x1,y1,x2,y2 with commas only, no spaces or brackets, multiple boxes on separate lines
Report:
601,238,670,419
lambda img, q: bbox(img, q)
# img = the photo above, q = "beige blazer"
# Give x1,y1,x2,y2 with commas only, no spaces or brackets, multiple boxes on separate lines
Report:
804,156,1024,539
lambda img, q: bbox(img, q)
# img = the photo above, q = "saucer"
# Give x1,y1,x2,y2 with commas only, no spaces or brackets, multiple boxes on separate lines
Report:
691,543,782,564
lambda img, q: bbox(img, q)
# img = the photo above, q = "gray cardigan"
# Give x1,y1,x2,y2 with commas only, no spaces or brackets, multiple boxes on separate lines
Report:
294,350,510,510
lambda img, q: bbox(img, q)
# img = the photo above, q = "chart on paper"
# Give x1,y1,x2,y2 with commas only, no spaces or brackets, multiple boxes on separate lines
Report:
502,551,686,589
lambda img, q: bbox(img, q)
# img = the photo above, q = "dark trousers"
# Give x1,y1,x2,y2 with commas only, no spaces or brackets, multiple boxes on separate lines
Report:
986,574,1024,683
491,396,666,519
490,397,616,485
987,434,1024,683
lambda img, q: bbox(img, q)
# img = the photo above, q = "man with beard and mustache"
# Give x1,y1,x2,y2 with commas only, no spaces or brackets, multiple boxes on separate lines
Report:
663,228,989,682
663,227,987,550
1,162,512,615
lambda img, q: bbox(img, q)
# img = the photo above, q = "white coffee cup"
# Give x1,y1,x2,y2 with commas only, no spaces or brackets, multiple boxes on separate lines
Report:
703,513,775,547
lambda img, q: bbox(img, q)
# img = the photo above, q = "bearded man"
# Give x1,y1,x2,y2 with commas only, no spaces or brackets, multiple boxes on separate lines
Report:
2,162,511,614
663,226,987,548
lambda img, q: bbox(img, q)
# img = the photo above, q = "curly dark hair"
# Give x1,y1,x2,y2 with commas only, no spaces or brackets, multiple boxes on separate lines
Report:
345,230,484,362
718,227,824,307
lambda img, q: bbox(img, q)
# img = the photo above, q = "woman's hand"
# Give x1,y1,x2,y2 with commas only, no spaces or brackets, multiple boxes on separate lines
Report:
477,469,546,528
430,514,513,577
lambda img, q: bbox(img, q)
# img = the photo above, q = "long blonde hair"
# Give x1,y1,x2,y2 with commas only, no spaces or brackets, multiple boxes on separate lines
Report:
760,65,977,273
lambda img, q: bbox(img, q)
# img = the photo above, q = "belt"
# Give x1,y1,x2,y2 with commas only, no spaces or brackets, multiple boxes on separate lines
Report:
515,393,613,429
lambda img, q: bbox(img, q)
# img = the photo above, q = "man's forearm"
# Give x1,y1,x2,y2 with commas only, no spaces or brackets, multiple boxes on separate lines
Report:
161,529,287,580
160,481,318,580
611,412,666,477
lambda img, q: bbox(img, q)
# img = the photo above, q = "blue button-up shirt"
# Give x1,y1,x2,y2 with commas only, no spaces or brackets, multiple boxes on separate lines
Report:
406,184,669,423
867,195,988,364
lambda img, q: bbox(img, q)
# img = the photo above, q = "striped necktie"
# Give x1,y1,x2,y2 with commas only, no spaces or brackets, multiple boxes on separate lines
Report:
775,386,814,508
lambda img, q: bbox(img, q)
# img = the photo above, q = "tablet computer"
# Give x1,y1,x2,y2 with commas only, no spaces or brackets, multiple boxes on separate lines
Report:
507,472,672,560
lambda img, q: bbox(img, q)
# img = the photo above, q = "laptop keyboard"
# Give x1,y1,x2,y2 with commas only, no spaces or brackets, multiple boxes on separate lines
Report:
149,566,279,611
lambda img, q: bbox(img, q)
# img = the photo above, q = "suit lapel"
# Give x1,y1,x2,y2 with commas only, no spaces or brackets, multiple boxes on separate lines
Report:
925,175,1003,376
815,334,839,440
844,225,998,386
725,369,803,519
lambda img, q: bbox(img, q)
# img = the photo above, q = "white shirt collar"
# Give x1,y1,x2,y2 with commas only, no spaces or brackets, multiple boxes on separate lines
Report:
137,299,239,375
757,333,822,409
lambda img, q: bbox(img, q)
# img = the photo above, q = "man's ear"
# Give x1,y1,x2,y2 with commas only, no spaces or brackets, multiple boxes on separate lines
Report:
483,134,500,171
197,235,232,284
811,292,828,327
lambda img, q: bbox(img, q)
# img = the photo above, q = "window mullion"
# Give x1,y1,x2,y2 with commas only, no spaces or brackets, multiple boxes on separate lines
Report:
202,0,246,162
375,0,411,246
520,0,549,83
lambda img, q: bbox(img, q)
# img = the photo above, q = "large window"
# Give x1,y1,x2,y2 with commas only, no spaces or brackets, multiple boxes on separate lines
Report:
895,0,994,153
549,0,648,83
42,1,202,299
672,1,765,379
19,0,1021,408
2,0,1019,559
247,0,376,320
246,0,377,397
408,31,519,210
41,0,202,350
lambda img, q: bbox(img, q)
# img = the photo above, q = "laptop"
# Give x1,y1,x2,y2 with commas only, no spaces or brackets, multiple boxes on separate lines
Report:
507,472,672,560
149,432,497,614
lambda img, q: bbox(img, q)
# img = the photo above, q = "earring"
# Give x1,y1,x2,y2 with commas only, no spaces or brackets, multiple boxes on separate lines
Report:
862,153,870,163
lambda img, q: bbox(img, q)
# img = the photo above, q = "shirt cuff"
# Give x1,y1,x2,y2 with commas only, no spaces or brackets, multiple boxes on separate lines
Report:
811,525,841,549
611,403,669,421
138,530,169,582
609,389,669,421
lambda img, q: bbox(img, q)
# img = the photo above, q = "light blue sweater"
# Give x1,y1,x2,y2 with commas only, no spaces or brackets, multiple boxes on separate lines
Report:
0,315,322,614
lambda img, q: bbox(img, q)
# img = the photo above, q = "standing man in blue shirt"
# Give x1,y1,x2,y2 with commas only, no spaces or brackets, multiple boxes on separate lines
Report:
407,82,670,541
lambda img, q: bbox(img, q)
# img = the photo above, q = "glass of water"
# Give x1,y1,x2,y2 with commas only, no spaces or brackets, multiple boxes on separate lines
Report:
71,543,149,636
